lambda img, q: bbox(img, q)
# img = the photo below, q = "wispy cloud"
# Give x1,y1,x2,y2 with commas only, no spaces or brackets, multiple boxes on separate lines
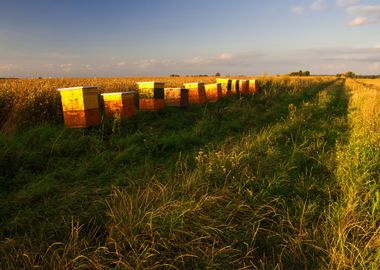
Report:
311,0,326,11
0,64,20,72
59,63,72,73
291,5,305,15
336,0,360,7
345,4,380,26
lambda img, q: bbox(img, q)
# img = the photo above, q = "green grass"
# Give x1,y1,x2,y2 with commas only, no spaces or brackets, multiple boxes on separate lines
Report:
1,77,378,269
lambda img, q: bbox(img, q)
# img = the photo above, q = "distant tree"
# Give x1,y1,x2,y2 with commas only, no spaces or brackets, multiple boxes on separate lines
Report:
304,71,310,76
345,71,356,78
215,72,221,76
170,74,180,77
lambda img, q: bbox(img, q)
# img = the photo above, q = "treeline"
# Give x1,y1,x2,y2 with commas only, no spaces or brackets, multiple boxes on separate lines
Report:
336,71,380,79
289,70,310,76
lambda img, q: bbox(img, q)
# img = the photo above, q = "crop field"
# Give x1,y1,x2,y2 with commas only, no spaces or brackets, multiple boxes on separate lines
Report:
0,76,379,269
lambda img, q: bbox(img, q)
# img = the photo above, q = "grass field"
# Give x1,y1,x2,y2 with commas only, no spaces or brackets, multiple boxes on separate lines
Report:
0,76,379,269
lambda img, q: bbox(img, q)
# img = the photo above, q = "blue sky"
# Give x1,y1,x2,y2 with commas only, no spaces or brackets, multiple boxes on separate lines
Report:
1,0,380,77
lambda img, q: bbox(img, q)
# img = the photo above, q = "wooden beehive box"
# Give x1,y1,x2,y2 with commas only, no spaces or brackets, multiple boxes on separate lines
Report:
205,83,222,102
164,88,189,107
231,79,240,95
216,78,231,96
248,80,259,94
183,82,207,105
239,80,250,95
57,86,100,128
137,82,165,111
101,91,136,119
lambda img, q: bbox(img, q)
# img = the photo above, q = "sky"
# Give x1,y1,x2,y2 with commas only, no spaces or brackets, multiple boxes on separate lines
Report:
0,0,380,77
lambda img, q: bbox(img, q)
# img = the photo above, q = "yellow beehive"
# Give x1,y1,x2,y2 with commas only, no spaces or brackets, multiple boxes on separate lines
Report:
248,79,259,94
239,80,250,95
164,88,189,107
57,86,100,128
137,82,165,111
183,82,207,104
205,83,222,102
101,91,136,119
216,78,231,96
231,79,240,95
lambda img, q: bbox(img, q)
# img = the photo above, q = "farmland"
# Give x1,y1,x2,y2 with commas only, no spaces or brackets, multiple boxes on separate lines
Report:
0,76,379,269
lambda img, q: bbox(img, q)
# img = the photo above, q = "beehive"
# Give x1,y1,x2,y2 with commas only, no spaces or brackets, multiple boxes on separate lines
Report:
239,80,250,95
183,82,207,105
231,79,240,95
216,78,231,96
137,82,165,111
248,80,259,94
101,91,136,119
205,83,222,102
57,86,100,128
164,88,189,107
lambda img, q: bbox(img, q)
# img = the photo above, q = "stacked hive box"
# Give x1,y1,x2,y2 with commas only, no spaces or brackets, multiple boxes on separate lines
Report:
101,91,136,119
248,80,259,94
231,79,240,95
57,86,100,128
205,83,222,102
183,82,207,105
164,88,189,107
137,82,165,111
239,80,250,95
216,78,231,96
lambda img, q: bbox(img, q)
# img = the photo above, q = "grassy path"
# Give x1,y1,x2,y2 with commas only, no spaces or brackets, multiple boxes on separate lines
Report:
2,78,364,269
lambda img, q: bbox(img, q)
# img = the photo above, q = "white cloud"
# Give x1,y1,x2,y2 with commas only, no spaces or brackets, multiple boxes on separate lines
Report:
291,5,305,15
347,5,380,15
311,0,326,11
218,53,233,60
337,0,360,7
346,4,380,26
183,57,205,64
59,63,72,73
349,17,369,25
375,44,380,49
0,64,20,71
116,61,126,66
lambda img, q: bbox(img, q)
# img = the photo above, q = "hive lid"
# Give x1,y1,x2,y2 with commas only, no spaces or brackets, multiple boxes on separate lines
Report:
57,86,98,91
137,81,165,84
183,82,204,85
101,91,136,96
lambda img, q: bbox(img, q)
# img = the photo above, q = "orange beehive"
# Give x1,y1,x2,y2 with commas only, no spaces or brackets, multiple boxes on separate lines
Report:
164,88,189,107
216,78,231,96
231,79,240,95
101,91,136,119
137,82,165,111
57,86,100,128
248,80,259,94
183,82,207,105
239,80,250,95
205,83,222,102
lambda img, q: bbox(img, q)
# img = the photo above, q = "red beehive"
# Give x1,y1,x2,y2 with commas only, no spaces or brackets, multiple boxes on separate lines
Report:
205,83,222,102
164,88,189,107
183,82,207,105
57,86,100,128
137,82,165,111
101,91,136,119
239,80,250,95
